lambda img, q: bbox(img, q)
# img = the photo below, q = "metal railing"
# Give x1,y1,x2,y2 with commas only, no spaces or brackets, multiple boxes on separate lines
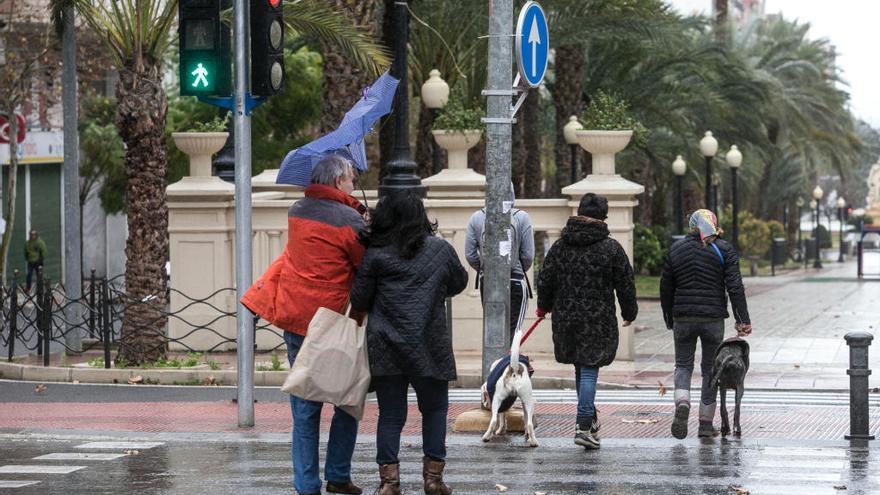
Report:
1,268,285,367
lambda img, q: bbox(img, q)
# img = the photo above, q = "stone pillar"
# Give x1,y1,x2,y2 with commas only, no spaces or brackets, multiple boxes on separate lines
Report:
562,130,644,361
167,132,236,351
421,130,485,198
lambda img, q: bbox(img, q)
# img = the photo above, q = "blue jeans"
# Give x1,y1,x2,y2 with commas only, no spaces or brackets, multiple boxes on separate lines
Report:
575,366,599,427
285,332,359,494
372,374,448,465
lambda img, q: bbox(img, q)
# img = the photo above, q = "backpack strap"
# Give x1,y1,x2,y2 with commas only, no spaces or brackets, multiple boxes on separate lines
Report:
709,242,724,267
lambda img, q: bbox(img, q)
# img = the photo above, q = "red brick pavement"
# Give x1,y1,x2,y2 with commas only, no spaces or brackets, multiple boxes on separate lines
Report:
0,401,872,440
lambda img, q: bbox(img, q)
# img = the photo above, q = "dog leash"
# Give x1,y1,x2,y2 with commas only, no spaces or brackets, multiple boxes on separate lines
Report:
519,317,545,346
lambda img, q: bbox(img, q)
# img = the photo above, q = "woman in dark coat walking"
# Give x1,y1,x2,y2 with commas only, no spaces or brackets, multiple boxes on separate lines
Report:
350,190,468,495
536,193,638,450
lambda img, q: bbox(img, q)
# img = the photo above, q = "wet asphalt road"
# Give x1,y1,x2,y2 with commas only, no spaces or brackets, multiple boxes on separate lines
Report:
0,433,876,494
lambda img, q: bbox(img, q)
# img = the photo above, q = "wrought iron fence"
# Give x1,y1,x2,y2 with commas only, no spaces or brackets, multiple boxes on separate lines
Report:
0,269,285,367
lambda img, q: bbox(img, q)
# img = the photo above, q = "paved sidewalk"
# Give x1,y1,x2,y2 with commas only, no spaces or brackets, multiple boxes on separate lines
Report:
457,260,880,391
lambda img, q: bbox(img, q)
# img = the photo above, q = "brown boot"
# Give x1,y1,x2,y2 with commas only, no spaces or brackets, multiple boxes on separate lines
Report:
378,463,402,495
422,457,452,495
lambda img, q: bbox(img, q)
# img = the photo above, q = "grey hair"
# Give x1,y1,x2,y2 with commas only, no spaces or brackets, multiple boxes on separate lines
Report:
310,154,353,186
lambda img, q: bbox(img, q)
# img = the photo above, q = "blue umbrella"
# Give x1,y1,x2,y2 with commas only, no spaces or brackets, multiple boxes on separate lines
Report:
276,71,400,186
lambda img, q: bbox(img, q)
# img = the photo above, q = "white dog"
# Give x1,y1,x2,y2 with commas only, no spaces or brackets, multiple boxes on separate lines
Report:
481,326,538,447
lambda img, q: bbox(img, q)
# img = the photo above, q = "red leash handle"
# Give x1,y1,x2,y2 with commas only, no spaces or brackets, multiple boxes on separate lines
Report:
519,317,545,346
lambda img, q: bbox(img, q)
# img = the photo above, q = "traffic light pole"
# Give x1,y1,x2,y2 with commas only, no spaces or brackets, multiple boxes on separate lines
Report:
234,0,255,428
481,0,513,382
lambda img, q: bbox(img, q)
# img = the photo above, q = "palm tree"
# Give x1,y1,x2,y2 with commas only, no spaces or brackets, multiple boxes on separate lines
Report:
56,0,389,365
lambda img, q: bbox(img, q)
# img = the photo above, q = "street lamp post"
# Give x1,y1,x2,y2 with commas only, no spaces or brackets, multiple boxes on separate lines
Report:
796,197,804,261
726,145,742,251
700,131,718,210
837,197,846,262
672,155,687,234
379,0,426,198
809,199,817,268
421,69,449,175
813,185,824,269
563,116,583,185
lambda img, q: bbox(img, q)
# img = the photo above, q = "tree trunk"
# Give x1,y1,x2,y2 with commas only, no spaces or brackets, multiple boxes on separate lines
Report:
714,0,729,42
551,44,584,197
0,108,20,285
114,66,169,366
415,104,433,178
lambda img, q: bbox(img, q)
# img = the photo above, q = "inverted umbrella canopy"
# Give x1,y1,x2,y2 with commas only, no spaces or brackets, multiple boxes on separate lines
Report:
276,71,400,186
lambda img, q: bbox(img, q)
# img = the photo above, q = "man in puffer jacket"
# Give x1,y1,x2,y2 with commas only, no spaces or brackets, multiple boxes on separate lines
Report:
536,193,638,450
660,209,752,440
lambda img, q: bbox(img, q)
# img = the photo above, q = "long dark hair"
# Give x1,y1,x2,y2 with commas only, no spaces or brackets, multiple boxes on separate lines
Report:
363,190,437,258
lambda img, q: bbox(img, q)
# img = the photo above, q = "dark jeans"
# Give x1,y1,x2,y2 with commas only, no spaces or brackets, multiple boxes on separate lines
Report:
673,320,725,407
26,262,42,291
372,374,448,465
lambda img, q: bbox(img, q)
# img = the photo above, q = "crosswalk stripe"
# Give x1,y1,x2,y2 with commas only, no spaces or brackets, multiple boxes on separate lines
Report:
0,465,86,474
75,442,163,450
0,481,41,488
34,453,127,461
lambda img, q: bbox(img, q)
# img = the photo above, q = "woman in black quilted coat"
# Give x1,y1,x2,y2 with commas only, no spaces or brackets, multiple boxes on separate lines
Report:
350,190,467,495
536,193,638,450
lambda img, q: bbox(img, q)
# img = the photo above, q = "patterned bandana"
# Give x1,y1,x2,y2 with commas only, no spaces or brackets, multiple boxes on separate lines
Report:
689,209,720,241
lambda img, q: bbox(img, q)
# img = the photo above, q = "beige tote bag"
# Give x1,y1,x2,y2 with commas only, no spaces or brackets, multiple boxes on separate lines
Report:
281,306,370,420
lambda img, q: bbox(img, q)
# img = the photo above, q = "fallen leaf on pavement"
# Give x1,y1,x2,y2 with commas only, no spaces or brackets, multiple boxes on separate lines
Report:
495,484,508,492
833,485,847,490
793,364,801,369
658,381,667,396
203,375,217,386
728,484,749,495
128,375,143,384
124,450,139,455
622,419,659,424
34,384,46,393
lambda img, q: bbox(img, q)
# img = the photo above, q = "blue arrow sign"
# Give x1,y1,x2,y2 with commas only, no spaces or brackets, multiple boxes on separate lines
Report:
515,1,549,88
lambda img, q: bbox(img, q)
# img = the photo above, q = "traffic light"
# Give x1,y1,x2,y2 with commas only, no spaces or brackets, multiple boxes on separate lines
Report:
251,0,285,96
178,0,231,97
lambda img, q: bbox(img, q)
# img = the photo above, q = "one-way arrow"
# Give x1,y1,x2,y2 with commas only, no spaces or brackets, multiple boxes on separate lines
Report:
528,15,541,78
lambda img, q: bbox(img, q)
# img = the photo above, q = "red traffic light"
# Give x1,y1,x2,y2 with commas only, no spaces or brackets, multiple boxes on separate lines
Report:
268,0,281,7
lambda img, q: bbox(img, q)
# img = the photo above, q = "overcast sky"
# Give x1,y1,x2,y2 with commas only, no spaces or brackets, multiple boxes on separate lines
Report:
669,0,880,129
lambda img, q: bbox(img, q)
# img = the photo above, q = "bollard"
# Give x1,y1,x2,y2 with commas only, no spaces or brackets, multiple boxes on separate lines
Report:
102,279,111,369
36,268,44,357
7,271,18,362
42,278,51,367
845,331,875,440
88,269,96,339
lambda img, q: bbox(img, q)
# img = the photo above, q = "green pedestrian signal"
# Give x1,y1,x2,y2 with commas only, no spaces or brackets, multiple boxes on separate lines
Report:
191,62,211,88
178,1,230,97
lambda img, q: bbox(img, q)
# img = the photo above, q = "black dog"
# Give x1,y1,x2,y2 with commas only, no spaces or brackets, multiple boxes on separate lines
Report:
710,338,750,437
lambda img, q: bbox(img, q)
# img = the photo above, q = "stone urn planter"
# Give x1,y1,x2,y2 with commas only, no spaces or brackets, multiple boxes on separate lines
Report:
574,130,633,175
422,129,485,198
168,132,234,198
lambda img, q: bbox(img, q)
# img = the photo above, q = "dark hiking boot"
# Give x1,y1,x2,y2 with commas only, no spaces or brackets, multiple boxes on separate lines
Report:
423,457,452,495
671,403,690,439
327,479,363,494
574,424,600,449
698,422,721,437
378,463,402,495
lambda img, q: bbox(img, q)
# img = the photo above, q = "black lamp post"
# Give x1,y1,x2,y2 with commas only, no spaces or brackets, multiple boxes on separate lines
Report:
700,131,718,209
726,145,742,251
563,115,583,185
421,69,449,175
837,197,846,262
379,0,425,198
213,109,235,182
795,197,804,261
812,185,823,269
672,155,686,234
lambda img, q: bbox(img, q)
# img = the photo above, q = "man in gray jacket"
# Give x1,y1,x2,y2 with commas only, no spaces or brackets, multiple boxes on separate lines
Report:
465,185,535,345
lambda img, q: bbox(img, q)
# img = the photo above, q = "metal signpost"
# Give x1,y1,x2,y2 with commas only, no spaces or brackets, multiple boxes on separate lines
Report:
481,0,548,381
